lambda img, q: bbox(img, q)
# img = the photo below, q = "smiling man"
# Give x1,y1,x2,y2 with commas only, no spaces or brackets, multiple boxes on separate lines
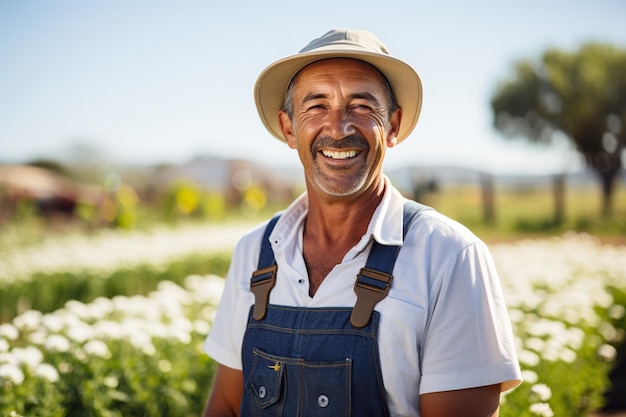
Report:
202,29,521,417
281,58,396,201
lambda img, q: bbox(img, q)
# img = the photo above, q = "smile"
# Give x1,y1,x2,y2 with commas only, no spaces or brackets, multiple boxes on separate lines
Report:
321,149,359,159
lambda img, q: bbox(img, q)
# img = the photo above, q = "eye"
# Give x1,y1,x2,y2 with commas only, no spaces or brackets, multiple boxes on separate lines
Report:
351,103,374,112
305,103,327,113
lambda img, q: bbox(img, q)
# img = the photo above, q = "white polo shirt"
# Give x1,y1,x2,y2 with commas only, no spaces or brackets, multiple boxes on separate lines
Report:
204,179,522,416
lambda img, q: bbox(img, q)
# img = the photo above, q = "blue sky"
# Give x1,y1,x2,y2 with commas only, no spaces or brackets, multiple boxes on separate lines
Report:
1,0,624,175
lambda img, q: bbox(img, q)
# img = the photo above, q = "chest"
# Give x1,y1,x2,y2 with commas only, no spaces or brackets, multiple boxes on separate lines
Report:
302,238,358,296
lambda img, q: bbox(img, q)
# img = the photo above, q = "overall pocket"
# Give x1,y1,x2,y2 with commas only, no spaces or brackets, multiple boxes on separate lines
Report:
301,358,351,417
246,349,286,415
244,348,352,417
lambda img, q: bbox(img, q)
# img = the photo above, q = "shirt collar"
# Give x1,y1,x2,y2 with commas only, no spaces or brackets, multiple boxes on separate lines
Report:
270,176,407,253
367,176,405,247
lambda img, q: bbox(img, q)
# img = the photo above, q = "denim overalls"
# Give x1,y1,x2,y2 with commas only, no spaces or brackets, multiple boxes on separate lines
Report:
241,201,427,417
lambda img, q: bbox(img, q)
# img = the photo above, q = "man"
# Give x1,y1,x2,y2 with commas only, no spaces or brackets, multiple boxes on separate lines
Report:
203,29,521,417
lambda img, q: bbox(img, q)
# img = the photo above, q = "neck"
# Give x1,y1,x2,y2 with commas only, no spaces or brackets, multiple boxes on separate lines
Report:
304,176,386,244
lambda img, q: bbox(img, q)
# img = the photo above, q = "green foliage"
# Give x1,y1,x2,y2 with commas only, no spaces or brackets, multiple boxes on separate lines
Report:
0,252,231,322
2,216,625,415
501,311,613,417
492,43,626,150
1,277,221,416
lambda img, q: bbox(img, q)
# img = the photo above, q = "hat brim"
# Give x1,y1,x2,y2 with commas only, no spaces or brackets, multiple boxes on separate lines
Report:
254,46,423,144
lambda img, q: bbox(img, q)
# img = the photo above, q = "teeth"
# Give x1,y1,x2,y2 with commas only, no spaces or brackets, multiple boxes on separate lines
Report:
322,150,358,159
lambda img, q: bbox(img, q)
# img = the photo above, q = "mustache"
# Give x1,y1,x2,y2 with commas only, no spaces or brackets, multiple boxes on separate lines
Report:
311,135,369,153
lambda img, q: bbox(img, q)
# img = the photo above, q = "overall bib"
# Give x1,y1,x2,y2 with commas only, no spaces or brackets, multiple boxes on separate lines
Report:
241,201,427,417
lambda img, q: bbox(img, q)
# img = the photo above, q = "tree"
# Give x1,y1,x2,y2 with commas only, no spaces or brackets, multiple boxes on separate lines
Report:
491,43,626,217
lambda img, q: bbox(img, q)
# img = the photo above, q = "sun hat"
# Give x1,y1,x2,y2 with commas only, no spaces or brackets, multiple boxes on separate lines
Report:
254,28,423,144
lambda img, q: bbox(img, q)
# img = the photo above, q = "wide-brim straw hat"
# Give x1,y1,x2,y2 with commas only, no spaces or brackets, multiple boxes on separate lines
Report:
254,28,423,144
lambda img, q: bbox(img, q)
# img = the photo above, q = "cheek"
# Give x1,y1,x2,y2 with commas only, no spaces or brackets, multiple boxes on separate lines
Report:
292,114,318,137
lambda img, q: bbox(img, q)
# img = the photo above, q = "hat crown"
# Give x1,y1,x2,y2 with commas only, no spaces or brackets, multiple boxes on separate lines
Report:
254,28,422,144
300,29,390,56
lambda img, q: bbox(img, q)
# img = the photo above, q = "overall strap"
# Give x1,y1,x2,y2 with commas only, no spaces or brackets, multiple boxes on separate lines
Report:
250,214,281,321
350,200,429,327
251,201,430,325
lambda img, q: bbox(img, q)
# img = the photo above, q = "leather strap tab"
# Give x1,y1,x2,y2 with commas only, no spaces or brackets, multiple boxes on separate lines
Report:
351,267,392,328
250,265,277,320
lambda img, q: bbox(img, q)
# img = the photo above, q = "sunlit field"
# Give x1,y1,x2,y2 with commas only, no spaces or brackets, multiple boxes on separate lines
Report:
1,184,625,416
422,183,626,239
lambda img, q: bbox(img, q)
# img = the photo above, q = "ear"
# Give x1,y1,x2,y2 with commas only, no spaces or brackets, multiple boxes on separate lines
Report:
386,108,402,148
278,111,297,149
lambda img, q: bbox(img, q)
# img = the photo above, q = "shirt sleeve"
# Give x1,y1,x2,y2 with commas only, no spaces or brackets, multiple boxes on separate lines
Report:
419,241,522,394
203,231,259,371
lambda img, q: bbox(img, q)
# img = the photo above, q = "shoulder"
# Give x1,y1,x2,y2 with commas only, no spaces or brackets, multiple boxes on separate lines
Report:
396,205,497,293
406,204,484,254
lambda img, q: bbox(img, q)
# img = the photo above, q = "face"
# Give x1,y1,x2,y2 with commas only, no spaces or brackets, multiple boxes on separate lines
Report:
278,58,401,200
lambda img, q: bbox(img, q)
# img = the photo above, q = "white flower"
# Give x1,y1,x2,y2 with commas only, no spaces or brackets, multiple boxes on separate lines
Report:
193,319,211,335
34,363,59,382
83,340,111,359
11,346,43,368
599,322,618,342
92,320,122,339
521,369,538,384
0,338,9,353
58,361,72,374
608,304,626,320
531,383,552,401
518,349,540,367
167,326,192,345
90,297,114,318
0,323,18,340
142,343,156,356
598,344,617,361
44,334,71,353
13,310,42,331
529,402,554,417
128,330,152,349
28,330,47,346
158,359,172,372
524,337,545,353
187,274,225,307
0,352,16,365
42,313,66,333
65,300,91,320
103,375,119,388
559,348,577,363
74,348,87,363
66,323,94,343
0,363,25,385
0,222,246,284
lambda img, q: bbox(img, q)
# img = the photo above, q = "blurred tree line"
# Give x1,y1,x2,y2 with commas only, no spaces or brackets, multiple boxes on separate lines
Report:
491,42,626,218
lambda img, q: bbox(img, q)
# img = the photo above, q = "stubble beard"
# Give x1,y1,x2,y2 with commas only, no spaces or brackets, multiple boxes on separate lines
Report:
311,163,370,197
309,135,371,197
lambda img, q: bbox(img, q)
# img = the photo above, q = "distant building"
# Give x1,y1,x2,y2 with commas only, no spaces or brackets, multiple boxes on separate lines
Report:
0,165,102,222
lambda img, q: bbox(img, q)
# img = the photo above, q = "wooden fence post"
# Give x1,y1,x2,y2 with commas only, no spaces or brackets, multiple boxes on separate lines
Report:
481,173,495,226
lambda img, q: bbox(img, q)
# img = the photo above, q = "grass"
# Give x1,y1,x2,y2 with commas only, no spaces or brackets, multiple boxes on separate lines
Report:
420,182,626,242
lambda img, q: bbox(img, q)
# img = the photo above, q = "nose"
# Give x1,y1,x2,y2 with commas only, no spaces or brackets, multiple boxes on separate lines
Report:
326,109,356,140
